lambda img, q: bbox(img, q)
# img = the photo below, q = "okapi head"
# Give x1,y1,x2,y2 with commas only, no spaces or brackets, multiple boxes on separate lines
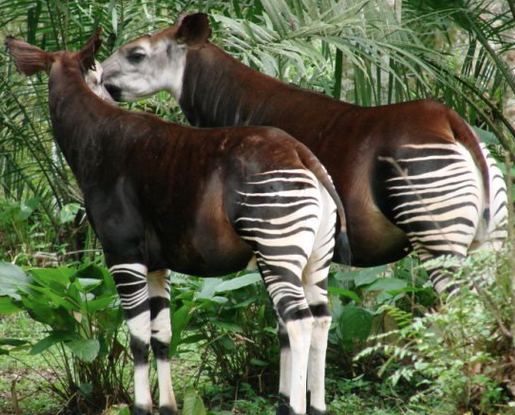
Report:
6,29,114,102
103,13,211,101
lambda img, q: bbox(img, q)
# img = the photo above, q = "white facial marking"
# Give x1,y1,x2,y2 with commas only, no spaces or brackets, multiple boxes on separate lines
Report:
102,36,187,101
84,60,116,103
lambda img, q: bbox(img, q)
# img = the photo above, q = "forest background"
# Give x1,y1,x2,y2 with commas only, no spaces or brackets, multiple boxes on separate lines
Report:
1,1,515,414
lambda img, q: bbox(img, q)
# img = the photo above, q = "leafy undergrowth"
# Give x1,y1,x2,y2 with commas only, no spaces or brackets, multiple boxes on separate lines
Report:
0,314,61,415
0,313,400,415
2,248,515,415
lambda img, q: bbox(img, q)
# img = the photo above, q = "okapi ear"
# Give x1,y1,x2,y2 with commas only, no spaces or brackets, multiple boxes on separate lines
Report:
175,13,211,49
78,28,103,72
5,37,54,75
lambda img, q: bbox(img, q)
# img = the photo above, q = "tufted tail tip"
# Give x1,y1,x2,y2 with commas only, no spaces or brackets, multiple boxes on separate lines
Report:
483,206,490,225
333,231,352,265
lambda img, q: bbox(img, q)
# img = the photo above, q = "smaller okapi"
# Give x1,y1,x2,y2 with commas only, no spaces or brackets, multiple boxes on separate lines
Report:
102,13,508,297
6,30,350,415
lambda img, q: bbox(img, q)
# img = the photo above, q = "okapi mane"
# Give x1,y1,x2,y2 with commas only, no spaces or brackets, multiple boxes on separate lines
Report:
5,37,53,76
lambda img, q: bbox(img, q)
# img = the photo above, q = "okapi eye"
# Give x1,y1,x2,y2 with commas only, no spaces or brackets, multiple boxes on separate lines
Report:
128,52,145,64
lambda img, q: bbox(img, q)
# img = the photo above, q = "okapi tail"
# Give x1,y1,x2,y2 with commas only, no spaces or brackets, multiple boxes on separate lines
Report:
295,141,352,265
448,109,491,224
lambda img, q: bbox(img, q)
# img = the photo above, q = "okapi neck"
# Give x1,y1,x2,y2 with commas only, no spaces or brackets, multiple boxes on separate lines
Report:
179,43,354,132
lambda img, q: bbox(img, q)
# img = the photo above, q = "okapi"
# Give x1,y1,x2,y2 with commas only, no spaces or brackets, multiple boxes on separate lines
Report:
103,12,508,296
6,30,351,415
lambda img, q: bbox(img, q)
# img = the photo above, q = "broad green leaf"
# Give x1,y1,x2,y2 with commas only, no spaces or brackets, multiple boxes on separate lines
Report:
170,304,194,356
0,297,23,314
28,267,74,290
217,334,235,351
104,404,131,415
365,278,408,293
353,266,388,287
339,305,373,343
0,262,30,299
75,263,108,281
182,388,206,415
66,339,100,363
58,202,81,224
85,295,117,313
25,302,66,326
78,382,93,396
250,358,269,367
210,321,244,333
30,331,78,355
27,284,77,312
214,273,261,293
195,278,223,300
327,286,361,303
18,197,40,220
75,277,103,292
473,126,498,145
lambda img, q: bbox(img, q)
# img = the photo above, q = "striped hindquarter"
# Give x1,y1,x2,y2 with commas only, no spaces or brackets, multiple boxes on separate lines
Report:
386,143,507,295
234,169,336,415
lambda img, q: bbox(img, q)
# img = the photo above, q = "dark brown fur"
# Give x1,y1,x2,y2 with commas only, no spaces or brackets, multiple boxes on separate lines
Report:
5,31,349,274
172,14,490,267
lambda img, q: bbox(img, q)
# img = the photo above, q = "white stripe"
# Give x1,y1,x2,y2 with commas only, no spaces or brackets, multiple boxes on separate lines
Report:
109,263,148,275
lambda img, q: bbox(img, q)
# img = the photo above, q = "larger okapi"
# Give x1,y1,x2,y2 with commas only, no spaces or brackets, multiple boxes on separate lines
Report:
6,30,351,415
103,13,508,295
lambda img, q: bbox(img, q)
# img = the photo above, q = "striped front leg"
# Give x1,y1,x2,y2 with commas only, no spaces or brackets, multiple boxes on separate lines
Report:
148,270,177,415
110,264,152,415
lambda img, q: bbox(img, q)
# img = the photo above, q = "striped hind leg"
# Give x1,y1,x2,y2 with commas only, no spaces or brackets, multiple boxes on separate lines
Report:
259,257,314,415
110,263,153,415
303,192,336,415
256,242,316,415
274,230,334,415
472,144,508,251
148,270,177,415
386,143,484,295
234,168,333,414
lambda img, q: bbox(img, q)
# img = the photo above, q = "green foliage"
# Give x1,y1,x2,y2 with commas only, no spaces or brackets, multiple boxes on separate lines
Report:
0,262,131,414
183,388,207,415
1,0,515,413
356,247,515,414
169,271,279,395
327,258,435,374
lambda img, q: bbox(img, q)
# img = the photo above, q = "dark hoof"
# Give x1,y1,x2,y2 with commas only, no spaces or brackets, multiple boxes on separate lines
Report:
133,405,151,415
276,393,290,415
275,405,304,415
277,402,290,415
308,408,326,415
160,406,178,415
